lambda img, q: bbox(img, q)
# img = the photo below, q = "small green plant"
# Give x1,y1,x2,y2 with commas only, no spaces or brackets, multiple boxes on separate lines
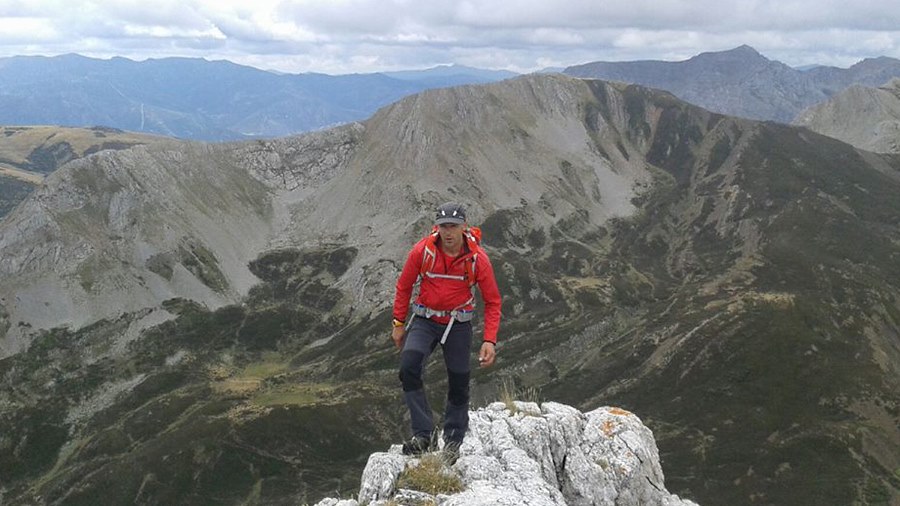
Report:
863,477,890,504
397,455,463,496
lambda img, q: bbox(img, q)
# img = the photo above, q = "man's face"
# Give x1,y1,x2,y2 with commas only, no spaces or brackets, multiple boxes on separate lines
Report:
438,222,465,249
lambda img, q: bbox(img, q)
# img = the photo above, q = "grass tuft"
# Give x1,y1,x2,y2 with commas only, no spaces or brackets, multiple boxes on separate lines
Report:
397,455,463,496
498,377,542,415
499,377,519,414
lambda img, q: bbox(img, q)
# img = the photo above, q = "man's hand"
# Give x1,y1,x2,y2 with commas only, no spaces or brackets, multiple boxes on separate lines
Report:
391,326,406,349
478,341,496,368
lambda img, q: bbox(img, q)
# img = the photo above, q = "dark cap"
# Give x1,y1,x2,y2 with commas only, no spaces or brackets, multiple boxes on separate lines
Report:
435,202,467,225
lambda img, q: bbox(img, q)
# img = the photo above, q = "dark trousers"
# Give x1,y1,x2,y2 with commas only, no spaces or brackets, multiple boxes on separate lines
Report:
398,317,472,443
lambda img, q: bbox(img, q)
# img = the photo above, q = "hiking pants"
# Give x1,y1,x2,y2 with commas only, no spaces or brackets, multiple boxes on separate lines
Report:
398,317,472,443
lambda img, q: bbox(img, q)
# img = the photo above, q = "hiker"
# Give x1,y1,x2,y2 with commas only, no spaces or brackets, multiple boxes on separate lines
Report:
391,202,502,464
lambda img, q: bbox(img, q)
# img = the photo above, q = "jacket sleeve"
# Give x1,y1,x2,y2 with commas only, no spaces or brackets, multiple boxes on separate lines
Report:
393,243,423,322
475,251,502,344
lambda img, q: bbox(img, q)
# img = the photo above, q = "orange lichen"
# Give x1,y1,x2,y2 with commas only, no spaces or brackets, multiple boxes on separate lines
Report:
601,420,616,437
608,407,632,416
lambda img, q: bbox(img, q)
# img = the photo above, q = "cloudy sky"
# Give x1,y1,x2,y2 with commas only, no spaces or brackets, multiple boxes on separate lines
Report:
1,0,898,74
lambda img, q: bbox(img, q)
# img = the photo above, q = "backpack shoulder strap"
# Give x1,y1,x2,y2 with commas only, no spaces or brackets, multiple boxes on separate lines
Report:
419,230,439,278
464,229,481,287
467,226,482,244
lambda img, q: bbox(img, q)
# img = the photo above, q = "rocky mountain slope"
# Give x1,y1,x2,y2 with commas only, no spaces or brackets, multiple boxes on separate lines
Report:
0,54,515,141
1,74,898,505
0,125,163,219
564,45,900,123
794,78,900,153
0,74,644,357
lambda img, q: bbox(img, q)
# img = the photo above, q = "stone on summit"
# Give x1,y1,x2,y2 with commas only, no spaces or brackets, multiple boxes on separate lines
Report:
315,401,698,506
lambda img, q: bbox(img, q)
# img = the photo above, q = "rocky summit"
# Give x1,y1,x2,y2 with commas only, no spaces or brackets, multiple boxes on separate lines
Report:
315,402,697,506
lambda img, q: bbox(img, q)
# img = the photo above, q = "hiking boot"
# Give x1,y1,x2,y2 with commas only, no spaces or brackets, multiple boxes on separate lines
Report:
442,440,462,466
401,435,433,456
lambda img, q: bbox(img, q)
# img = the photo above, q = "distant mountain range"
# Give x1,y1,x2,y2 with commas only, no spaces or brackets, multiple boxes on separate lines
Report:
0,54,517,141
382,64,517,84
564,45,900,123
3,48,900,141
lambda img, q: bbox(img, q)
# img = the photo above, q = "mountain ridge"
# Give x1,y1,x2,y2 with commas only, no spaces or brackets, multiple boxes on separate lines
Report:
1,74,898,505
0,54,516,141
564,45,900,123
0,74,648,356
794,78,900,153
0,125,166,219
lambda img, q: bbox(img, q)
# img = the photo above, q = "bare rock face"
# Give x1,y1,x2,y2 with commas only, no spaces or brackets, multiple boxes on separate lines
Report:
794,78,900,153
315,402,698,506
0,125,364,356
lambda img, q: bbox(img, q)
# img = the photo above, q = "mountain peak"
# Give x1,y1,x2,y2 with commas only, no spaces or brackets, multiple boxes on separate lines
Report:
732,44,761,54
690,44,768,64
848,54,900,72
563,44,900,122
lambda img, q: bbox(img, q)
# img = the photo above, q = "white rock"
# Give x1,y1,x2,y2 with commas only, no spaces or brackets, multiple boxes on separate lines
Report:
314,402,699,506
394,488,437,504
312,499,358,506
357,451,407,504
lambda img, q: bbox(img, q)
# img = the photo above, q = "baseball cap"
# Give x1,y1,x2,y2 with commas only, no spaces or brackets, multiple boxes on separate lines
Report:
435,202,467,225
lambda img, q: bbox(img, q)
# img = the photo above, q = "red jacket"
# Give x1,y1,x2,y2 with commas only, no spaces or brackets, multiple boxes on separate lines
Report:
393,232,502,343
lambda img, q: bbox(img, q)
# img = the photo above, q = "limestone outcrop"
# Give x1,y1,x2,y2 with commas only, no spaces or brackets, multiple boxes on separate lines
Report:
315,402,698,506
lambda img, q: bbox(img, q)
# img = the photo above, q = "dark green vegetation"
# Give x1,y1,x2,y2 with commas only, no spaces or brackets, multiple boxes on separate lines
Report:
543,85,900,505
19,140,77,174
0,174,34,219
146,242,233,294
2,81,899,505
0,245,408,505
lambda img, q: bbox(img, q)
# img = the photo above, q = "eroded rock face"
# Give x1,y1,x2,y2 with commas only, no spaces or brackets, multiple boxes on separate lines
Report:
315,402,698,506
0,74,652,357
793,78,900,154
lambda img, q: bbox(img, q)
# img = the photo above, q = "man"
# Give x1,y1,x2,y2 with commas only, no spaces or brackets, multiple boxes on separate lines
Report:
391,202,502,464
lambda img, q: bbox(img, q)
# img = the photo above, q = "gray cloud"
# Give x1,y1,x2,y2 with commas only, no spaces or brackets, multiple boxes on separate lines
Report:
0,0,897,73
